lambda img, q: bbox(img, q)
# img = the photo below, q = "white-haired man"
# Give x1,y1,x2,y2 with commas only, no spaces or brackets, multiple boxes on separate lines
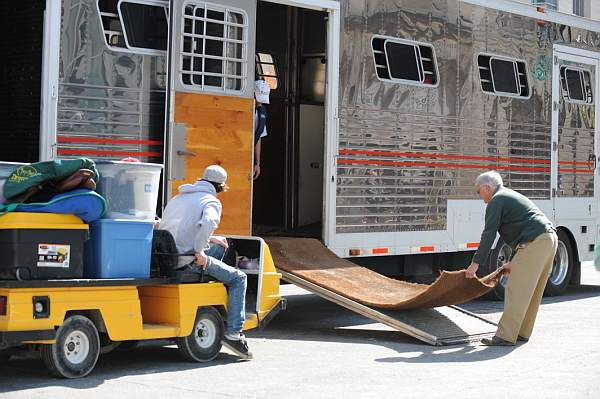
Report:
159,165,251,359
466,170,557,346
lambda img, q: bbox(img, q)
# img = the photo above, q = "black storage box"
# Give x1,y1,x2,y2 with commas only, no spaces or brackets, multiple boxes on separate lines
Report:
0,213,88,280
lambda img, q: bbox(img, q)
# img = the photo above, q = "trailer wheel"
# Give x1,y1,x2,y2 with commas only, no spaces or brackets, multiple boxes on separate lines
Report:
176,307,223,362
40,315,100,379
482,239,512,301
544,230,574,297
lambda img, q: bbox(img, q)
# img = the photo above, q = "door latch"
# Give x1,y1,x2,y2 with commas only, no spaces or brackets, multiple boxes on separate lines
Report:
176,150,196,157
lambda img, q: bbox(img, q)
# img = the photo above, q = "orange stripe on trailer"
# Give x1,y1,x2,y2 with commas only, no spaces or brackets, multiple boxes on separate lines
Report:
466,242,479,249
57,149,162,157
420,246,435,252
57,136,164,146
372,247,389,255
337,158,551,173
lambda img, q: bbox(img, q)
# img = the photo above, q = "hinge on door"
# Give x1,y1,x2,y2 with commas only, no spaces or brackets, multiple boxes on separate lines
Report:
553,141,558,151
553,101,559,111
552,188,556,197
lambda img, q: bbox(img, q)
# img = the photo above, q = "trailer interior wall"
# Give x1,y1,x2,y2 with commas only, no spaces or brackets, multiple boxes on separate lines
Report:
0,1,45,162
252,1,328,237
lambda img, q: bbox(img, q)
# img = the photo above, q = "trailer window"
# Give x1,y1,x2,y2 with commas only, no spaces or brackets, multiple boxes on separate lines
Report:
180,3,248,92
560,66,593,104
256,53,278,90
371,36,438,87
97,0,168,54
119,2,168,52
478,54,530,98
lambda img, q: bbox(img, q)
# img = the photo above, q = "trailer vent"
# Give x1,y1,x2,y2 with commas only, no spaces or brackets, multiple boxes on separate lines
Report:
560,66,593,104
97,0,169,54
478,54,530,98
371,36,438,87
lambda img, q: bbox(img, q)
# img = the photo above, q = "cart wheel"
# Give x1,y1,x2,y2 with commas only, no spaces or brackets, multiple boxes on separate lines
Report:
0,352,11,362
40,315,100,378
176,307,224,362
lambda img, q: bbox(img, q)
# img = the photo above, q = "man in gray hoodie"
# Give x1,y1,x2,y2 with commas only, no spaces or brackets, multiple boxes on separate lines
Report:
159,165,251,359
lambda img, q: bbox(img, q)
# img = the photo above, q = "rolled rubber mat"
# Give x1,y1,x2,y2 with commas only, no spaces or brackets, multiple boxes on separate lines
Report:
266,237,503,310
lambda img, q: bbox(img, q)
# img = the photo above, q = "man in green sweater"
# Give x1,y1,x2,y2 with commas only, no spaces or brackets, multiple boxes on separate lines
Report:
465,171,558,346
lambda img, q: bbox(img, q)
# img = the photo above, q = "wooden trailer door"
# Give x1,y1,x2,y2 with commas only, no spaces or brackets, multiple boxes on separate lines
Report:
165,0,256,235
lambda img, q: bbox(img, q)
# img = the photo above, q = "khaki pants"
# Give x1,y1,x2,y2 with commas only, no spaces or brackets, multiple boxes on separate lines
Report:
496,231,558,343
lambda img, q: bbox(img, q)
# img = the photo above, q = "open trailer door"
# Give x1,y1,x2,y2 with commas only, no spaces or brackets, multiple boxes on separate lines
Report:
165,0,256,235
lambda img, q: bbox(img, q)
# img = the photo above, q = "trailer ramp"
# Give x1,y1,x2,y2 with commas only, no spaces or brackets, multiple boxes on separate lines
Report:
267,238,501,345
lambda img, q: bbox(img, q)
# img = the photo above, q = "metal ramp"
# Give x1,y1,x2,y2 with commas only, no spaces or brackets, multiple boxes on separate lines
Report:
280,270,497,346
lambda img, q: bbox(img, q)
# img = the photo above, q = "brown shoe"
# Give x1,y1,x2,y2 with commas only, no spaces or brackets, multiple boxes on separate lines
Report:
517,336,529,342
481,336,515,346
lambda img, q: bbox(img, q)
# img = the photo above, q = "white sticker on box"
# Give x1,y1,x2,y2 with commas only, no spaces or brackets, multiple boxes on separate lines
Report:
37,244,70,268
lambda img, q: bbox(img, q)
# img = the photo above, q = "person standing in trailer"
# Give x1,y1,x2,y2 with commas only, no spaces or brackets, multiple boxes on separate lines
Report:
465,171,558,346
159,165,252,359
253,79,270,180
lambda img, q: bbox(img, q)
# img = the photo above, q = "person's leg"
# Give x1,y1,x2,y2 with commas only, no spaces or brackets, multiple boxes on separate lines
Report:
495,233,553,343
205,242,225,260
204,255,247,335
518,232,558,340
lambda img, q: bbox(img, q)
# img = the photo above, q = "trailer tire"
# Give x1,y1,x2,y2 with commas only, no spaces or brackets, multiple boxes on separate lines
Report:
544,230,574,297
40,315,100,379
176,307,223,362
482,239,512,301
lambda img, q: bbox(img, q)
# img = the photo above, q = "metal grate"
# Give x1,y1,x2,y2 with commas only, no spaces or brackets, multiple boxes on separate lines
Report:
180,1,248,92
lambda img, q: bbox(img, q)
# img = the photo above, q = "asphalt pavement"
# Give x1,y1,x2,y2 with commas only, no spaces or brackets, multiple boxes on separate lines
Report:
1,263,599,399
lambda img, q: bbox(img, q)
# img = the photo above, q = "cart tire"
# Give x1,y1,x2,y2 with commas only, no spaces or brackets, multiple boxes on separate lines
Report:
176,307,224,362
544,230,574,297
0,352,12,362
482,239,512,301
40,315,100,379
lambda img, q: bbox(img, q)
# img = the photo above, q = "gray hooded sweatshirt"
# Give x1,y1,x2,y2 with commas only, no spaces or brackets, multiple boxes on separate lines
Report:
159,180,222,265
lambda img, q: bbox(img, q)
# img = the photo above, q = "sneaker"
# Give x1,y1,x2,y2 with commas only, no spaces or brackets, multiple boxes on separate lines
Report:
222,333,253,360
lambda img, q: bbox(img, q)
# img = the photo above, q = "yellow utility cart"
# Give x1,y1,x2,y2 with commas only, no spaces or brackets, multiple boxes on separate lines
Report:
0,215,284,378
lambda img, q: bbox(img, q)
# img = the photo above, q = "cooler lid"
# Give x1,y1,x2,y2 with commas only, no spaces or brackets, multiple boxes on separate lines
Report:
0,213,88,230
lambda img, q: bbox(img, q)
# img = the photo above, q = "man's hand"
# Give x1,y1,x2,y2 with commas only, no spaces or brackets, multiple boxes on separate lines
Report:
465,262,479,279
209,235,228,250
195,251,208,270
253,163,261,180
502,262,512,277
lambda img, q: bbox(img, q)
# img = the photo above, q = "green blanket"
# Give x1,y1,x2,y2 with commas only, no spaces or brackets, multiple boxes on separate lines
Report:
3,159,99,200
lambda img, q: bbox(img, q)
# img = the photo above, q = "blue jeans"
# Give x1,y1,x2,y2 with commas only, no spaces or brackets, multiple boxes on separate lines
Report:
199,243,247,335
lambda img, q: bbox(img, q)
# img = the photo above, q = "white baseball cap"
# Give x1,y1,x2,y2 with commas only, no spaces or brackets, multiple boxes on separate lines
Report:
202,165,228,184
255,80,270,104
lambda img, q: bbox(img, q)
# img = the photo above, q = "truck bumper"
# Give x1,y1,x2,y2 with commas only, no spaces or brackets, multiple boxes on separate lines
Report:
0,329,55,350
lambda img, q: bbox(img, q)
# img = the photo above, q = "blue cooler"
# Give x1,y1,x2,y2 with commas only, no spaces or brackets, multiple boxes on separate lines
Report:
84,219,154,278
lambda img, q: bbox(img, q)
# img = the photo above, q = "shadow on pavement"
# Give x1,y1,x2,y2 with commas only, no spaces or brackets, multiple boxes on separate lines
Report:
0,343,243,393
374,343,520,364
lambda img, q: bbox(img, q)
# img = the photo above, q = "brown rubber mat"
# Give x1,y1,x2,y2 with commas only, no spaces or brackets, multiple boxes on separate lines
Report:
266,237,503,310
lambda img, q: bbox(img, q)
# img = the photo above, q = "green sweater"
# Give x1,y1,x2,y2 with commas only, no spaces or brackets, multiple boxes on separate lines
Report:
472,186,555,265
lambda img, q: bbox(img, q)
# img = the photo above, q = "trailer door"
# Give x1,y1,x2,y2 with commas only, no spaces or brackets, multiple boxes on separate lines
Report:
551,47,600,228
165,0,256,235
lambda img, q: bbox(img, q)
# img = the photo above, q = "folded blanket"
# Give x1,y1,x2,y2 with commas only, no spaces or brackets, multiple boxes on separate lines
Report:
0,189,107,223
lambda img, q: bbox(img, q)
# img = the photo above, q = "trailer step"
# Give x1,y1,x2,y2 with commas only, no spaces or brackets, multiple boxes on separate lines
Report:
279,269,496,346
